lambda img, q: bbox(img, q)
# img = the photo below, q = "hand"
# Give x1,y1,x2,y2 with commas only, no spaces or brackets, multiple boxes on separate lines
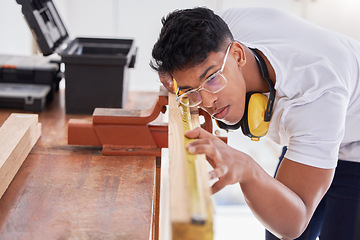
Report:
158,71,175,93
185,127,253,194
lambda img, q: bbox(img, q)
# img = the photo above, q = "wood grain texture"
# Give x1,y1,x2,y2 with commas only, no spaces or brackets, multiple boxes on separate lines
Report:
0,90,159,240
167,93,213,240
0,114,41,198
160,149,170,240
0,154,156,240
168,94,191,223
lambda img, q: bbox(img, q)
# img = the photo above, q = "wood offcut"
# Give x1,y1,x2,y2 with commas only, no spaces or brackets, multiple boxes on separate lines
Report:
0,113,41,198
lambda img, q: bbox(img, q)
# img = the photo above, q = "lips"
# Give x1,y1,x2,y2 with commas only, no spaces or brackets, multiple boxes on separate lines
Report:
212,105,229,120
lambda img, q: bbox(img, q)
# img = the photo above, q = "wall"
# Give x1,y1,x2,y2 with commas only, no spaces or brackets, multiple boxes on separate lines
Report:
2,0,360,92
0,1,32,55
0,0,217,92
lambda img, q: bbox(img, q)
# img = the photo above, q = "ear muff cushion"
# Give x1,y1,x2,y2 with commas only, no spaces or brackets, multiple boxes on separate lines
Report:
240,93,251,137
217,92,272,137
247,93,270,137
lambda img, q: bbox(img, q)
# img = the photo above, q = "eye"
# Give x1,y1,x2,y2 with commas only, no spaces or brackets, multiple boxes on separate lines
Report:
203,71,226,93
206,72,220,85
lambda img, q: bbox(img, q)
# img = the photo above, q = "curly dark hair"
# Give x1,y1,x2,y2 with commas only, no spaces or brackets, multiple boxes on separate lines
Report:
150,7,234,74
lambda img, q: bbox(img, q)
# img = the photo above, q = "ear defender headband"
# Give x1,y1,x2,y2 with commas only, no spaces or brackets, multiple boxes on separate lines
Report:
216,48,276,141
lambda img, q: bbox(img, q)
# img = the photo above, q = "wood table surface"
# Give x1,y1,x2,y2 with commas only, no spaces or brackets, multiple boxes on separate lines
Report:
0,88,161,240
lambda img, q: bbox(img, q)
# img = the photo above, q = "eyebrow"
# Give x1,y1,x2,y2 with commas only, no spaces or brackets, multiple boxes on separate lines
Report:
200,65,216,80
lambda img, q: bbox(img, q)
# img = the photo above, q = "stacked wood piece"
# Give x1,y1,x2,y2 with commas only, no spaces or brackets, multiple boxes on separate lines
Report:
0,113,41,198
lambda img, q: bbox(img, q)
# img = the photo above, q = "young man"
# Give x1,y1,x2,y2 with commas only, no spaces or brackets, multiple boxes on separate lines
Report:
150,7,360,240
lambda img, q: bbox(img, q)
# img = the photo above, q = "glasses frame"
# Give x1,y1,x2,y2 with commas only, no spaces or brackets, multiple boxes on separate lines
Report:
175,43,232,107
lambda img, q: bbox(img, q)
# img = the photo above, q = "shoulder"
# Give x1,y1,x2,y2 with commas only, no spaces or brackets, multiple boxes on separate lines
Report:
219,7,291,20
219,7,302,38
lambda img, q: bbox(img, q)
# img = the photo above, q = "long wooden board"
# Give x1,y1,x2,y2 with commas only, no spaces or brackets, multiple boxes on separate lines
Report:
0,113,41,198
164,93,213,239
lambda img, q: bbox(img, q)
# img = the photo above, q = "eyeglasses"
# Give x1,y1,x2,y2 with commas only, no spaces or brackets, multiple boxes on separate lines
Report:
175,43,232,107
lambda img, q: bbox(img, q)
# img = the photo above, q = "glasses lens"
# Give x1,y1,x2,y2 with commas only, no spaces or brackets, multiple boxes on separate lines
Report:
179,91,202,107
203,73,227,93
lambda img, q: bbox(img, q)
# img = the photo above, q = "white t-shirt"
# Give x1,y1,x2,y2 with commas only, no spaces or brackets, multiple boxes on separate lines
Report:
220,8,360,169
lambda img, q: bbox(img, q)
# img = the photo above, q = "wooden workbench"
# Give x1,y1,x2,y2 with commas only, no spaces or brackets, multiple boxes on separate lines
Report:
0,89,160,239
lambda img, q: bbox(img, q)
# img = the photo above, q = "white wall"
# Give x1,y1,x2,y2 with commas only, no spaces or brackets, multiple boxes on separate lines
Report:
0,0,218,92
2,0,360,92
57,0,221,92
0,1,32,55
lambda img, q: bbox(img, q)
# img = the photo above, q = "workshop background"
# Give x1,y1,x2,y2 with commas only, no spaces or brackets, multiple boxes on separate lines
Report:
1,0,359,239
1,0,360,92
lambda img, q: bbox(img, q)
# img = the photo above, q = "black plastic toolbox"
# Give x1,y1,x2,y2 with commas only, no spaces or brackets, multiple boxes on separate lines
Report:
16,0,137,114
0,54,61,102
0,83,50,112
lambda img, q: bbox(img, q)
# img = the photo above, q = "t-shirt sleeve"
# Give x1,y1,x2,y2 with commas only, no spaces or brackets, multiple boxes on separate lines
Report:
283,90,348,169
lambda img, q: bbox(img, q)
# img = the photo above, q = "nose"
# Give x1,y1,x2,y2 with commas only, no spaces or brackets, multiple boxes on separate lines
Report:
199,90,218,108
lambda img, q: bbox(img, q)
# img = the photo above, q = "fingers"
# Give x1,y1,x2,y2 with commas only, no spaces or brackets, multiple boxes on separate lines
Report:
209,166,230,194
185,126,214,140
209,164,228,180
158,72,175,93
211,179,229,194
206,157,216,169
185,127,220,161
187,140,219,162
185,127,222,170
184,126,236,195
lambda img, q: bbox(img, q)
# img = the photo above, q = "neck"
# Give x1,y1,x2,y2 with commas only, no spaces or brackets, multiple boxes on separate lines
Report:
243,47,276,93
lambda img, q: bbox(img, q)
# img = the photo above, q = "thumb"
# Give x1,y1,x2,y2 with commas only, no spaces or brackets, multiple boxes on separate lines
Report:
211,179,228,194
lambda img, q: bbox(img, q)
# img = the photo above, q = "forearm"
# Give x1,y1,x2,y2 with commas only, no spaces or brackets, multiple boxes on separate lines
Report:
240,160,311,239
184,127,333,238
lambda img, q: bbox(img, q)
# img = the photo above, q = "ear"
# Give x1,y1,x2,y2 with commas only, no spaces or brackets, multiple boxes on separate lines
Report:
233,41,247,67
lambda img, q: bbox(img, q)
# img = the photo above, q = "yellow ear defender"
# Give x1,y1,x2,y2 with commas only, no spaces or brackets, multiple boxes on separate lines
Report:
243,92,271,140
216,48,276,141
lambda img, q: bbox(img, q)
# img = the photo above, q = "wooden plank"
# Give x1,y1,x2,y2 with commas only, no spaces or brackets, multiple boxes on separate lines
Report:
0,114,41,198
160,148,171,240
167,93,213,239
168,94,191,223
190,108,213,222
154,157,162,240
